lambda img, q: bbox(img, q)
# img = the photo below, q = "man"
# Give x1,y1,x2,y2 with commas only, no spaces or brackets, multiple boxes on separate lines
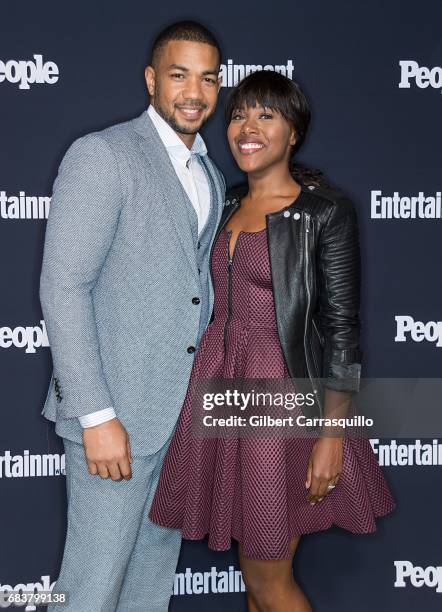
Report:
40,20,225,611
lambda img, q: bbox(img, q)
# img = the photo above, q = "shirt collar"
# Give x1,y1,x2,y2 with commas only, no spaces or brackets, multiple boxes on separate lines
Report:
147,104,207,167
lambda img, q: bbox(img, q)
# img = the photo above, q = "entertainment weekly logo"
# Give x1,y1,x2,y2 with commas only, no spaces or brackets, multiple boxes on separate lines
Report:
371,190,442,219
219,59,294,87
0,321,49,354
399,60,442,94
0,450,65,478
395,316,442,347
370,439,442,466
0,54,59,90
0,191,50,220
173,565,245,595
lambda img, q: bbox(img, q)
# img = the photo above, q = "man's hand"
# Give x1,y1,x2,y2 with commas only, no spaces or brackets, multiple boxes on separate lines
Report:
82,417,133,480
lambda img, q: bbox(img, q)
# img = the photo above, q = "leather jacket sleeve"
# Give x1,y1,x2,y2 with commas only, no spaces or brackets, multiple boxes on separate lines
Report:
316,194,362,394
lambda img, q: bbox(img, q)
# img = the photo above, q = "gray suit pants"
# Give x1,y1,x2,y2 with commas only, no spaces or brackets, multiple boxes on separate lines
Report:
48,428,181,612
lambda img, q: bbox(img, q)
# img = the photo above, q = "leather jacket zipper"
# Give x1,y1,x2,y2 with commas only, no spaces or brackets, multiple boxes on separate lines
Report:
209,203,240,287
312,317,325,348
303,213,318,401
224,232,235,353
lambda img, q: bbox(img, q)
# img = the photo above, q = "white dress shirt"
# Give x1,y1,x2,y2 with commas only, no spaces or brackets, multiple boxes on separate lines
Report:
78,103,211,428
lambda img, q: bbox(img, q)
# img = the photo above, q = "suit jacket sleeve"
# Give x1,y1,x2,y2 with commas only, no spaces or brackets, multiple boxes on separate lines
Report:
39,133,123,418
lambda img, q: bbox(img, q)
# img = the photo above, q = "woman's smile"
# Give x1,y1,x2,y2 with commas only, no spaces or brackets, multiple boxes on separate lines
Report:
237,137,266,155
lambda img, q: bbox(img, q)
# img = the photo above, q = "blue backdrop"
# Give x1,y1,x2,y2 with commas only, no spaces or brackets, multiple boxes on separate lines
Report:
1,1,441,610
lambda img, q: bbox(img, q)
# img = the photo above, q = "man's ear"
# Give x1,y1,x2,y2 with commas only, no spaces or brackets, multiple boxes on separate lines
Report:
145,65,155,97
217,75,223,92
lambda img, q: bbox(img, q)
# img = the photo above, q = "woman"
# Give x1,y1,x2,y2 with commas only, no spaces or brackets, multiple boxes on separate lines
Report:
149,70,396,611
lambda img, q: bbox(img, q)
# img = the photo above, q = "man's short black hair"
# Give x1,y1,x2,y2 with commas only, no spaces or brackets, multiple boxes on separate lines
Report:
150,20,221,69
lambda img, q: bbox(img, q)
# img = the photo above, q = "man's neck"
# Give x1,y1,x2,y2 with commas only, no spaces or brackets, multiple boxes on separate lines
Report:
177,131,196,150
150,103,197,150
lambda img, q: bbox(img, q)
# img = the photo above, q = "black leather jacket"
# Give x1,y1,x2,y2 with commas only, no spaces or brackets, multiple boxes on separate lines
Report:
209,181,362,420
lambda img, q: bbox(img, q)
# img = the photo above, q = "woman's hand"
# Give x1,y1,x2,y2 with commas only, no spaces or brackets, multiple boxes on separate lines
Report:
305,437,343,505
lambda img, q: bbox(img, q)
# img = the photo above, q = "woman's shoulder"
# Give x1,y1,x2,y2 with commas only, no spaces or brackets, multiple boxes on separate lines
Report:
303,186,360,238
290,163,353,207
305,183,348,203
303,183,358,224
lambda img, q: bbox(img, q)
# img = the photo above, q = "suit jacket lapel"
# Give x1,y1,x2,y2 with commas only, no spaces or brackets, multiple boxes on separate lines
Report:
199,154,224,230
131,109,197,271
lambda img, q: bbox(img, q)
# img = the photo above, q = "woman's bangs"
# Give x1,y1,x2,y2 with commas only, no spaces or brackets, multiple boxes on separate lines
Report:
227,83,289,121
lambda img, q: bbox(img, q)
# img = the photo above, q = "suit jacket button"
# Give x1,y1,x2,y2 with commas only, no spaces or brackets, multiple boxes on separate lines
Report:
187,346,196,353
192,297,200,305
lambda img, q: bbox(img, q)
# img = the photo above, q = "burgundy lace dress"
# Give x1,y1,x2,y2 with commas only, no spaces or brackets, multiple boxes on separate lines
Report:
148,227,396,560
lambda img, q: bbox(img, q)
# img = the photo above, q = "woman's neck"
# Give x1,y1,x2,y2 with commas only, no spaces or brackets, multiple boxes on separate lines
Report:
247,166,300,200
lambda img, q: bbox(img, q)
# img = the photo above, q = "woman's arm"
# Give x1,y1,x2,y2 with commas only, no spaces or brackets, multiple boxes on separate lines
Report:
316,194,362,433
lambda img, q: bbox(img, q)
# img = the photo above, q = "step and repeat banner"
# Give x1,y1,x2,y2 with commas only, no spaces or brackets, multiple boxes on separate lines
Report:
1,1,441,610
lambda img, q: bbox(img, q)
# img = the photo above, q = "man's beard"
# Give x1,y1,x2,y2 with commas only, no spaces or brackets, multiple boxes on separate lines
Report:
155,102,206,135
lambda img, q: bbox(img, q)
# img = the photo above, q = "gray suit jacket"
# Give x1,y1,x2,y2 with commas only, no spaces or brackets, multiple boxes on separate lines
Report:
39,109,225,455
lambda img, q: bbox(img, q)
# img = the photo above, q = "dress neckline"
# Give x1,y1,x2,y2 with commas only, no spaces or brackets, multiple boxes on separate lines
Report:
223,227,267,235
